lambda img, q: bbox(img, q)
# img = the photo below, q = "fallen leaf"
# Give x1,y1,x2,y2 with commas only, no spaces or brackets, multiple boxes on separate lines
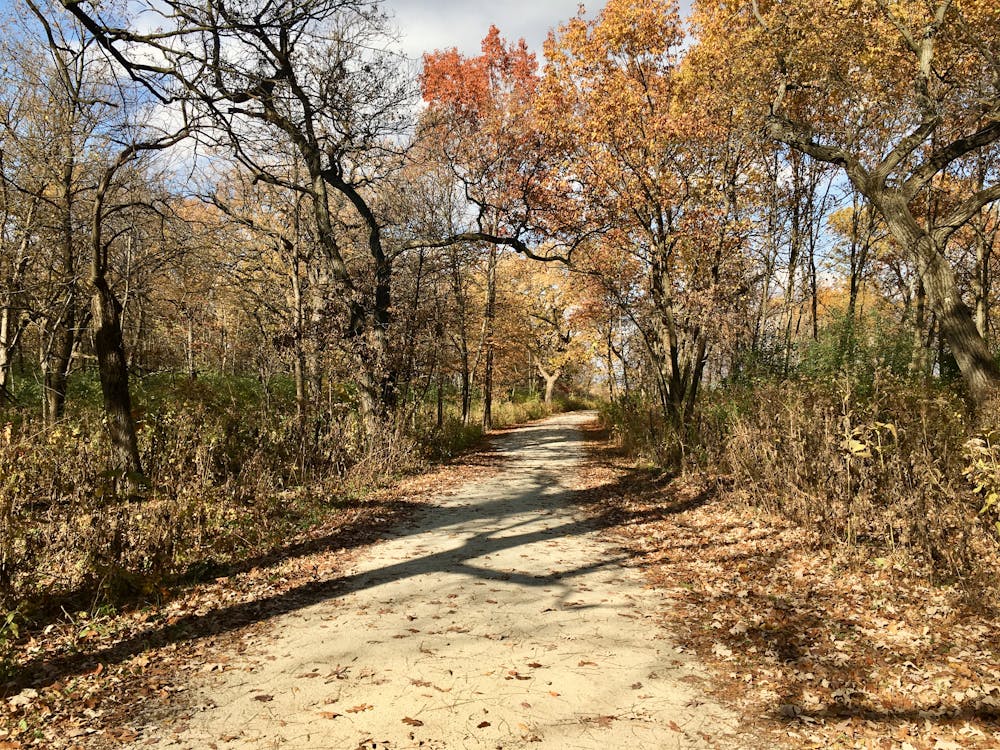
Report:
346,704,373,713
318,712,341,720
711,642,733,659
477,721,491,728
402,717,424,727
253,694,273,702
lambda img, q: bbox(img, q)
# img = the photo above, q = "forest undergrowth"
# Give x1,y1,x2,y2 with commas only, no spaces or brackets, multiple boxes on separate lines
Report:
0,373,572,748
590,376,1000,749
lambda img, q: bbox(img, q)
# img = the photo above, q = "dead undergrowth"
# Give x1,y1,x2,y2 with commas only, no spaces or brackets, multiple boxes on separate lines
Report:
0,442,503,749
576,420,1000,750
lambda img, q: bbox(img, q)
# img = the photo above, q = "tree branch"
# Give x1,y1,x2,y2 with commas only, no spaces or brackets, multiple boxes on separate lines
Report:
932,183,1000,247
904,118,1000,197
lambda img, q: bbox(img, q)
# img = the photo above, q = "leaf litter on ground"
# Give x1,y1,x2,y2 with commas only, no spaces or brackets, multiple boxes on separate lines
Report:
575,421,1000,750
0,443,503,749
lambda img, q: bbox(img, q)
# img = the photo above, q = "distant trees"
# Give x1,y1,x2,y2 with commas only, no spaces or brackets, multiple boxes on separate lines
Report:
0,0,185,489
536,0,753,423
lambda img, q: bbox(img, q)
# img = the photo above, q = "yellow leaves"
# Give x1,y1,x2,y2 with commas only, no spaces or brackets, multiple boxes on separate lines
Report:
841,436,872,458
591,0,683,59
691,0,999,148
840,421,898,460
962,433,1000,525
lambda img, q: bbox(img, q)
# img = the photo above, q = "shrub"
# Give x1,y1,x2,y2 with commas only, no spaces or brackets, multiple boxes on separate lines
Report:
600,373,1000,594
798,309,914,383
0,380,413,610
698,375,997,589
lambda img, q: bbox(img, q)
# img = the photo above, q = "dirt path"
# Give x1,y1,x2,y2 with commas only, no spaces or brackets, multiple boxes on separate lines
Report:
134,412,736,749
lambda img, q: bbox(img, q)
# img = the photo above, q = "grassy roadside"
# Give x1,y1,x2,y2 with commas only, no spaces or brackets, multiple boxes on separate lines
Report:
575,419,1000,750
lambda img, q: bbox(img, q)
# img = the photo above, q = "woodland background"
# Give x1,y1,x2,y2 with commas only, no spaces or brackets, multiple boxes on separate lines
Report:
1,0,999,705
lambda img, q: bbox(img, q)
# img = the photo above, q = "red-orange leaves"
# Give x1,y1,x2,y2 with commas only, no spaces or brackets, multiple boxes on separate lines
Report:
421,25,537,123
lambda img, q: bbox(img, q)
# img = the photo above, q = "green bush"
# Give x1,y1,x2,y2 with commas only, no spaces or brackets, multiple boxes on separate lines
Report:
796,308,915,390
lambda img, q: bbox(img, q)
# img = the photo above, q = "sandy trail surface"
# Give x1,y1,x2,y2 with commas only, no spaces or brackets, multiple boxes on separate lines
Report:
141,412,736,749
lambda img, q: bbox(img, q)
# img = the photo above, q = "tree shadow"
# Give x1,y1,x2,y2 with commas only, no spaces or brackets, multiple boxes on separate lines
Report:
14,448,505,633
8,412,640,694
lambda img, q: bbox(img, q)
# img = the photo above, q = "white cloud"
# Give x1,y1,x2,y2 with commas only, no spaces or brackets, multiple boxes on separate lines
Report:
385,0,595,61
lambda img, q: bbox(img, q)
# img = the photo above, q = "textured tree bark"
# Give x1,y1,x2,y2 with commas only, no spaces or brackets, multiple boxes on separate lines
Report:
537,364,561,406
975,234,990,341
0,308,16,402
767,108,1000,403
877,194,1000,402
355,251,398,432
43,162,78,425
0,198,37,403
909,276,929,378
92,278,144,493
481,245,498,432
43,311,75,426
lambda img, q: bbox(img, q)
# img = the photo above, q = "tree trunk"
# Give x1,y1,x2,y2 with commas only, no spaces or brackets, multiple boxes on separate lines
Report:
782,160,803,376
481,245,498,432
0,199,37,403
436,368,444,429
43,161,78,425
604,328,617,402
294,345,307,428
974,228,992,342
186,316,196,380
43,320,74,425
878,194,1000,402
538,364,560,406
0,307,16,402
923,253,999,402
92,278,144,494
356,253,398,431
770,117,1000,404
460,361,471,425
291,262,307,432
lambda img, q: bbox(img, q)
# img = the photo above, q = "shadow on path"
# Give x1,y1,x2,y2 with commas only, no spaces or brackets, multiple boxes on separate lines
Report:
10,413,683,694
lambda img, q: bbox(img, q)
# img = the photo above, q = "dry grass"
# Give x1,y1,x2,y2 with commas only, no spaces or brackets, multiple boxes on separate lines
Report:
578,422,1000,749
